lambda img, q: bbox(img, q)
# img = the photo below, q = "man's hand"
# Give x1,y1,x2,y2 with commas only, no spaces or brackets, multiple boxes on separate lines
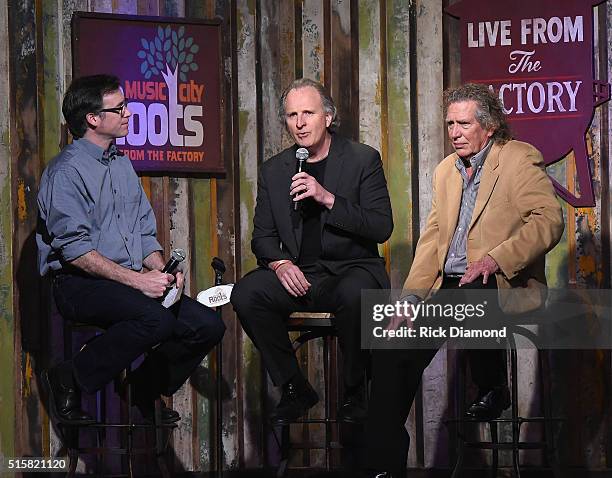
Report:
384,314,412,335
459,255,499,286
291,172,335,209
275,262,311,297
384,300,415,339
135,269,175,298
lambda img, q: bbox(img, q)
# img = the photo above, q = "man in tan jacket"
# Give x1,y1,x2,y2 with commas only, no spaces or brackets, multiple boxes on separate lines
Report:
364,83,564,478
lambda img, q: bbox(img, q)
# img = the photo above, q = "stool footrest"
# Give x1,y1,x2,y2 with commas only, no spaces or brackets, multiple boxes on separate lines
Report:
276,418,338,425
445,416,565,424
65,422,178,429
73,446,169,455
285,441,343,450
463,441,549,450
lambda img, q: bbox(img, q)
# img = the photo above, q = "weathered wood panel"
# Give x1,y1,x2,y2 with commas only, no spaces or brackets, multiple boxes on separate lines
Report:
0,0,15,464
605,2,612,293
414,0,449,469
236,0,259,469
39,0,64,464
329,0,356,139
358,0,382,153
210,0,240,472
9,0,45,462
415,0,443,226
385,0,414,290
604,1,612,468
279,1,297,149
571,5,611,468
302,0,324,84
383,1,419,468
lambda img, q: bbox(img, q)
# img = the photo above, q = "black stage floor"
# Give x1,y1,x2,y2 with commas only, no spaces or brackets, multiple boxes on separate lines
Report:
27,468,612,477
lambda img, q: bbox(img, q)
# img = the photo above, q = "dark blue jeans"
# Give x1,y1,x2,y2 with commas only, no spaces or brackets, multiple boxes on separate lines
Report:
366,277,506,473
53,273,225,396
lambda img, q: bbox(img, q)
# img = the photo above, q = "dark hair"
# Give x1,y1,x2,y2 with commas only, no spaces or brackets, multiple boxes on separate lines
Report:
62,74,121,138
443,83,511,144
278,78,339,131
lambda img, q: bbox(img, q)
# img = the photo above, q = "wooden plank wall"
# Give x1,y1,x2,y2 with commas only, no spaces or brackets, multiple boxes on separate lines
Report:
0,0,15,465
0,0,611,473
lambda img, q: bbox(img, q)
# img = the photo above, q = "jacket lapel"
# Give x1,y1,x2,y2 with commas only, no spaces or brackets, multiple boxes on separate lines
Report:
320,135,345,234
278,146,302,256
444,159,463,250
468,143,501,231
321,135,345,196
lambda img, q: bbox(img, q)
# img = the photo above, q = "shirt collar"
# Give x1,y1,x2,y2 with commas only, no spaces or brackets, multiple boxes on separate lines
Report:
74,138,123,165
454,139,493,175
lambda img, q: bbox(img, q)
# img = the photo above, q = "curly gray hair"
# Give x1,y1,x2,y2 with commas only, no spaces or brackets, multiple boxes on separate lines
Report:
444,83,511,144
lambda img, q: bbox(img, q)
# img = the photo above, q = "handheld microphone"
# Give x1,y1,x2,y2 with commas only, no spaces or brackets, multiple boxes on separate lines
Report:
294,147,309,211
162,248,186,274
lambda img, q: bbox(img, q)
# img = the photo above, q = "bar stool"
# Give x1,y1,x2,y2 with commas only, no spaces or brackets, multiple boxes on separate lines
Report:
272,312,341,478
445,322,565,478
57,321,177,478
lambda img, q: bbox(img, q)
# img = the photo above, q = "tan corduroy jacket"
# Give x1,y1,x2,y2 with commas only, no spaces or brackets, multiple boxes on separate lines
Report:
403,140,564,314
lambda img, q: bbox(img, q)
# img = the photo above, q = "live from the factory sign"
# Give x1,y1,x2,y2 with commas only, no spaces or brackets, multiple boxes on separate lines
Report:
447,0,610,207
72,13,223,173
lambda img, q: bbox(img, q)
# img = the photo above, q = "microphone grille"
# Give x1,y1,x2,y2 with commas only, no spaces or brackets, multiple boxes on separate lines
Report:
170,248,186,262
296,148,309,161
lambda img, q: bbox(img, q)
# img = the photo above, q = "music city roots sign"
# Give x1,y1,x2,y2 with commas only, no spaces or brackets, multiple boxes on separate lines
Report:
72,13,223,173
446,0,610,207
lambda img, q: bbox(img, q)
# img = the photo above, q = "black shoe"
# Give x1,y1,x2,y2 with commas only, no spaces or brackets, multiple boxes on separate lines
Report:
270,375,319,425
136,398,181,424
43,364,95,425
466,386,510,420
337,383,367,424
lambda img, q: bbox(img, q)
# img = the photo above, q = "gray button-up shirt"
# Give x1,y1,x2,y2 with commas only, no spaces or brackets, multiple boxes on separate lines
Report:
37,138,162,276
443,140,493,276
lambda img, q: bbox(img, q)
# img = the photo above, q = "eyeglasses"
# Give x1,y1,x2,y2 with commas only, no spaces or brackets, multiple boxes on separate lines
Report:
98,103,128,116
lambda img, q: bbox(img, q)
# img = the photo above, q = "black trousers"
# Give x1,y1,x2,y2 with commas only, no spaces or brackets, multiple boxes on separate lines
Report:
53,273,226,397
365,278,507,473
230,264,380,388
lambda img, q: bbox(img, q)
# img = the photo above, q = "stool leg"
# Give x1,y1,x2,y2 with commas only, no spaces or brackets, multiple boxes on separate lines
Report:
539,350,564,478
510,348,521,478
95,387,106,477
127,380,134,478
450,432,464,478
61,424,79,478
489,421,499,478
324,335,331,471
154,398,172,478
62,323,79,477
275,424,290,478
67,450,78,478
450,352,467,478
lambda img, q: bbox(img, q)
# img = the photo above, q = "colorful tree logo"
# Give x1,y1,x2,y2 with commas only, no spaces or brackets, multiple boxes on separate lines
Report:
137,25,199,82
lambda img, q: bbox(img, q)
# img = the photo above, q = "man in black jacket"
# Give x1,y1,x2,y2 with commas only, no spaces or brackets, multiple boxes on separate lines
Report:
231,78,393,424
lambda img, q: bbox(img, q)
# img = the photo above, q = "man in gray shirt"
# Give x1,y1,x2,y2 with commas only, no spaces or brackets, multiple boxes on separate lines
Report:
37,75,225,424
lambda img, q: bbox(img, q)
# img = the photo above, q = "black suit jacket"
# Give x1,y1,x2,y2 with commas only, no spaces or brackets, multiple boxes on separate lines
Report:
252,134,393,288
